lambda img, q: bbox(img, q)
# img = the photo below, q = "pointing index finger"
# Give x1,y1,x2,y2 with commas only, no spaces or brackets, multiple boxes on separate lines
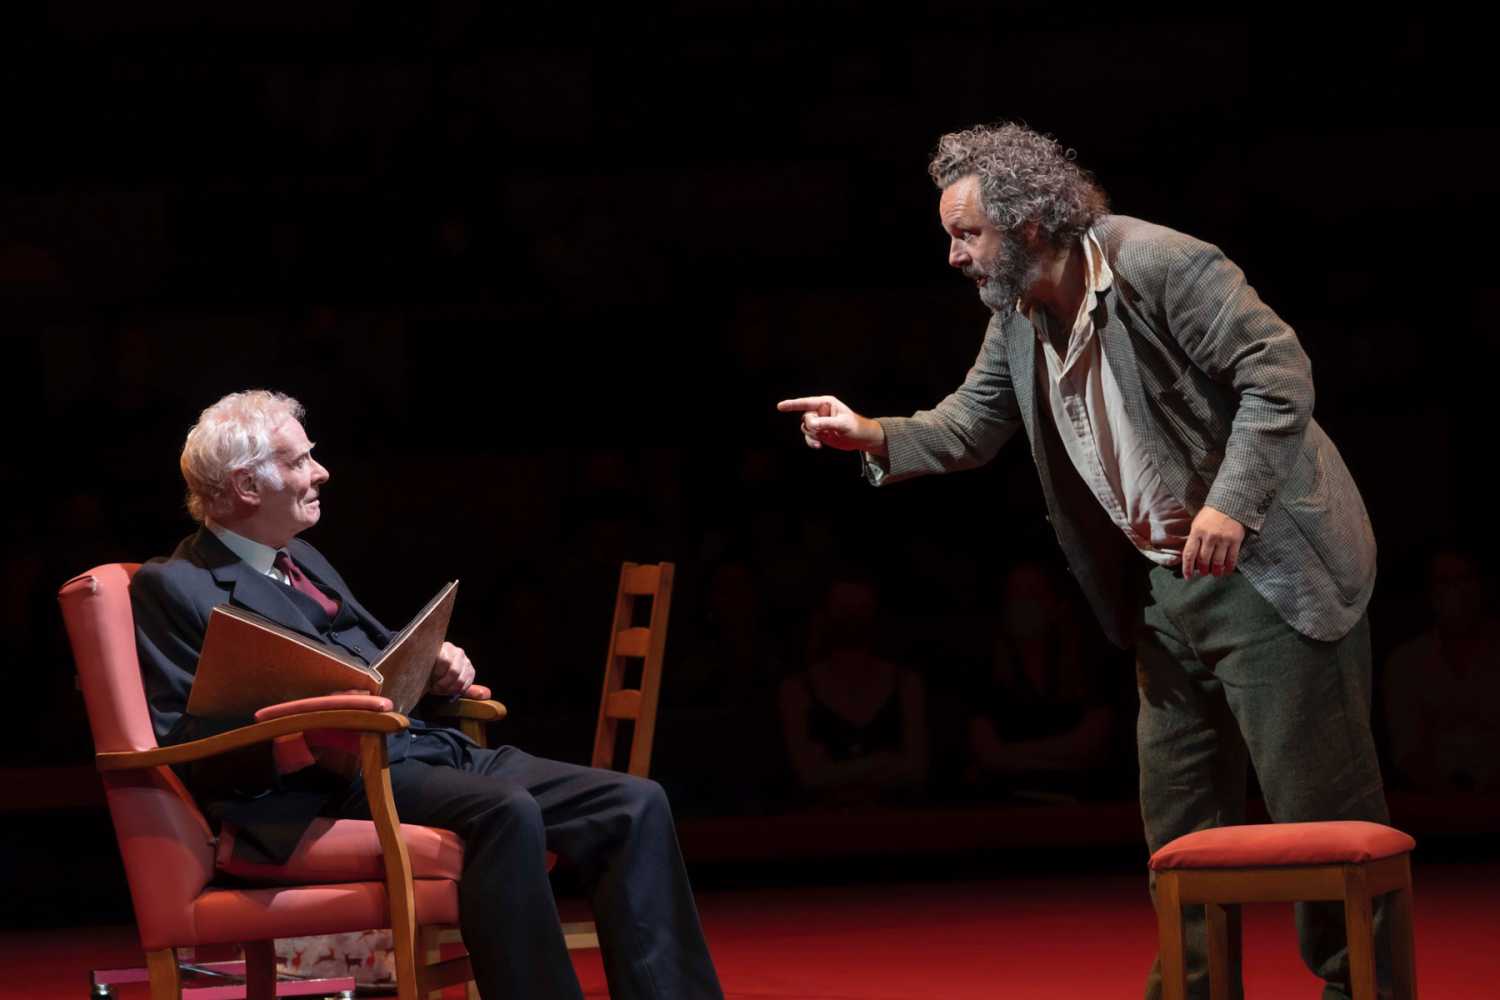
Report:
777,397,830,413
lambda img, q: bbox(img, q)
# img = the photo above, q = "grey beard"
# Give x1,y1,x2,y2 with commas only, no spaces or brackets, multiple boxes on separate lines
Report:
980,281,1019,319
977,240,1034,318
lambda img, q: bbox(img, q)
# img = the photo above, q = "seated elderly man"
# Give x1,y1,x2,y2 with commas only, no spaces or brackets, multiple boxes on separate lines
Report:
131,389,723,1000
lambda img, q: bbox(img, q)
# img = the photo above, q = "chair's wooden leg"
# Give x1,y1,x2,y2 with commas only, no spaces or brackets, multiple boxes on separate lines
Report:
1204,901,1230,1000
1388,858,1419,1000
1154,872,1188,1000
562,920,601,950
418,924,479,1000
362,734,420,1000
420,926,443,1000
1343,864,1378,1000
145,948,181,1000
241,940,276,1000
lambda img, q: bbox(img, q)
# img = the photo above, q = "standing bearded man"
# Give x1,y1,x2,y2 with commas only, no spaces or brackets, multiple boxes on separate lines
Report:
779,122,1388,1000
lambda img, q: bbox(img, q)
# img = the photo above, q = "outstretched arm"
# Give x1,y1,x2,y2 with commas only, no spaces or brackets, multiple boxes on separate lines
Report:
777,315,1024,485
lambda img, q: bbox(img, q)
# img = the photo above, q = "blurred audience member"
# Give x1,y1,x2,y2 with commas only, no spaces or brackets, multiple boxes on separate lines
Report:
670,560,782,711
965,561,1117,800
655,559,786,814
1382,548,1500,792
778,574,929,804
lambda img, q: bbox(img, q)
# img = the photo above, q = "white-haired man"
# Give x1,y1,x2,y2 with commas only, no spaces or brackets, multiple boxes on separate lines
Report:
132,389,723,1000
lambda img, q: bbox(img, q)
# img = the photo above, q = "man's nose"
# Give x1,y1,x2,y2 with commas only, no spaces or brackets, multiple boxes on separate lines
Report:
313,460,330,484
948,238,968,268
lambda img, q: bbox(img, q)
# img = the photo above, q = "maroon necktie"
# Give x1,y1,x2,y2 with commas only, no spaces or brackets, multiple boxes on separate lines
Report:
274,551,342,618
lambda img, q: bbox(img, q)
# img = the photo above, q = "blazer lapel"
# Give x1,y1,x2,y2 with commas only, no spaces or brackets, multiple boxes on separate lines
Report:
288,541,393,644
192,529,327,643
1094,279,1207,508
1093,286,1153,433
1004,312,1048,482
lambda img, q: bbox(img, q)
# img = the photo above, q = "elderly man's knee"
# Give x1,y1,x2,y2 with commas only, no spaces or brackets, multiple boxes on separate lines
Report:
618,774,671,821
472,785,545,844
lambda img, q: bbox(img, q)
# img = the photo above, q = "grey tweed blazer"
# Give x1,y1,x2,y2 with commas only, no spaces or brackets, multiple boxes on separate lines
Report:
867,215,1375,646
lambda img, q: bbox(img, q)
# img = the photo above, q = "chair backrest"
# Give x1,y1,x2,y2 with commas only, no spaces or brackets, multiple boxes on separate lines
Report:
590,562,674,777
61,564,155,753
58,563,217,949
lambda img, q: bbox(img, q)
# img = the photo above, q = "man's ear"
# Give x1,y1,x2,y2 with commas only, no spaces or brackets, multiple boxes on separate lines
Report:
1020,220,1041,250
229,468,261,508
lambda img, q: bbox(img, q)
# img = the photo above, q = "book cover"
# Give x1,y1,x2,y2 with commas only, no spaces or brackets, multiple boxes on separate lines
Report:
187,581,459,717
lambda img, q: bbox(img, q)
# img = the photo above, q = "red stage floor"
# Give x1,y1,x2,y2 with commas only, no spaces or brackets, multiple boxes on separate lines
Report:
6,862,1495,998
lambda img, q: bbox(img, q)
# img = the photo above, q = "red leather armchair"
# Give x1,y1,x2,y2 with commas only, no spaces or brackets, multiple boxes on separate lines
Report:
58,563,490,1000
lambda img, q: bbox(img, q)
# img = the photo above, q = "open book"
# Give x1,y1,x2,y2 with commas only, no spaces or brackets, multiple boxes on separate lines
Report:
186,581,459,718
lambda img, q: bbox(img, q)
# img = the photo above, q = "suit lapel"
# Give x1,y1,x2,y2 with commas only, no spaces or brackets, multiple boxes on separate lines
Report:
289,541,392,644
1094,274,1206,508
191,529,327,643
1093,285,1154,433
1004,312,1048,483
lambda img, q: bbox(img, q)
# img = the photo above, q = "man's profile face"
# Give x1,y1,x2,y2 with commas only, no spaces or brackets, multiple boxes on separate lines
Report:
257,417,328,542
939,174,1033,318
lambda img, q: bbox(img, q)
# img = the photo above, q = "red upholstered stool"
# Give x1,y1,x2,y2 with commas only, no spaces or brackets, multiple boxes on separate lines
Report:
1149,821,1418,1000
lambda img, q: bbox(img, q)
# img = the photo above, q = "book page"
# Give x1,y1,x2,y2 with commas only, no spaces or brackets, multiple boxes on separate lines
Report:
372,581,459,714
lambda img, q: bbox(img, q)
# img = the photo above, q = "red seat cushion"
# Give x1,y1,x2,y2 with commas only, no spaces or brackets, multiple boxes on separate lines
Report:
252,694,395,720
217,818,464,883
1150,821,1415,871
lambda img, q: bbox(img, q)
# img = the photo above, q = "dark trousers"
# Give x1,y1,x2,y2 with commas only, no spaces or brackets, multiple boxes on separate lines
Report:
1136,566,1390,1000
338,744,724,1000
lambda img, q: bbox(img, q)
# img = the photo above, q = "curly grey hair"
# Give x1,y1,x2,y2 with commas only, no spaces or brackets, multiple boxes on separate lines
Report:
929,123,1109,246
179,389,305,523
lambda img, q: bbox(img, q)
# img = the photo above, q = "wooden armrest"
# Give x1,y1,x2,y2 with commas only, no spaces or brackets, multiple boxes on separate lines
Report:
95,710,411,772
425,698,508,722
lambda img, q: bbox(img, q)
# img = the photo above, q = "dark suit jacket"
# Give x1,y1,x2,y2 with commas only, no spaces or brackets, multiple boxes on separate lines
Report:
868,216,1376,646
131,528,401,862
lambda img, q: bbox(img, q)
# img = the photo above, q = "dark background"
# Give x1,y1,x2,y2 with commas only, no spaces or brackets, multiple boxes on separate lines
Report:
3,5,1496,923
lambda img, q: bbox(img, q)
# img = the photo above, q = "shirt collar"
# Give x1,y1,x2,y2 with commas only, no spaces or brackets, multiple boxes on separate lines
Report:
206,521,281,577
1081,227,1113,310
1023,227,1113,327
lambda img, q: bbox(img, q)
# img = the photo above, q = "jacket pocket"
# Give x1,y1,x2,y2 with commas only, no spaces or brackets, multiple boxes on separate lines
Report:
1278,441,1376,605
